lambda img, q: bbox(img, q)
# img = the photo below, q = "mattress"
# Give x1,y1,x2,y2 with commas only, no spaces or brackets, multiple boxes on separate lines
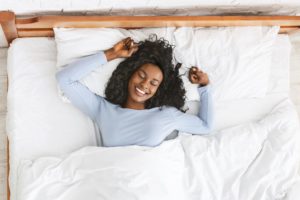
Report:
6,38,98,200
6,34,291,200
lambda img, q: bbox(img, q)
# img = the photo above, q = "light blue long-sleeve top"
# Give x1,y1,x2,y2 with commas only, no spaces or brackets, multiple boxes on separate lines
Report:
56,51,214,147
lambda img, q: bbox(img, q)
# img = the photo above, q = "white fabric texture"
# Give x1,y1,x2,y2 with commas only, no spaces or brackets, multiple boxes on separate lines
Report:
6,35,292,200
6,38,98,200
185,34,291,131
54,27,176,97
55,26,279,102
174,26,280,101
16,99,300,200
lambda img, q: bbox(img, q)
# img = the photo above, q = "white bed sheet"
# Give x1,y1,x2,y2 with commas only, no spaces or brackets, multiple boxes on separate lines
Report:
186,35,291,131
6,34,291,200
6,38,98,200
16,99,300,200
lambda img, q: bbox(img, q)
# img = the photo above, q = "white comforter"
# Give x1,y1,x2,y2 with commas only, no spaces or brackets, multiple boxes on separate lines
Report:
16,99,300,200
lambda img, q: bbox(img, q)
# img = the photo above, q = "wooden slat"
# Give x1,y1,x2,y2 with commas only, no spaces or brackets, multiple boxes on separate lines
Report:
0,11,17,45
15,15,300,29
17,28,54,37
279,26,300,34
1,12,300,42
15,26,299,37
12,15,300,39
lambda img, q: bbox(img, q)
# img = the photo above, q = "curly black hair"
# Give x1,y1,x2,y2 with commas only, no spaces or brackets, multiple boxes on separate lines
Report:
105,35,186,110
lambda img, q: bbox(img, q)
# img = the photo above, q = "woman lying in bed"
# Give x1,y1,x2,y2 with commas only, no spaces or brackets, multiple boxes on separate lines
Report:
56,36,213,147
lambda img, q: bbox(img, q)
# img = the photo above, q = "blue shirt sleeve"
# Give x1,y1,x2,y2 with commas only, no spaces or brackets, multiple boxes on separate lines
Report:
172,85,214,134
55,51,107,121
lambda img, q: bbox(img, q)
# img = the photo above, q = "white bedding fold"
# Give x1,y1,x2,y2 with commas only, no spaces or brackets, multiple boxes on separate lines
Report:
16,99,300,200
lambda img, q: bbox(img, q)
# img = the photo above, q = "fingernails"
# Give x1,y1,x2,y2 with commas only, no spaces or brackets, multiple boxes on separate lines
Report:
125,39,132,50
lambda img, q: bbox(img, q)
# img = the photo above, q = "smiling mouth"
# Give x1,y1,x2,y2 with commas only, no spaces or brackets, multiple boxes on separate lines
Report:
135,87,147,96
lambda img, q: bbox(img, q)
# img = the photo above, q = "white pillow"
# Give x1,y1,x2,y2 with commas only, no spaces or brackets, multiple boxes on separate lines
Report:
54,27,176,97
174,26,279,102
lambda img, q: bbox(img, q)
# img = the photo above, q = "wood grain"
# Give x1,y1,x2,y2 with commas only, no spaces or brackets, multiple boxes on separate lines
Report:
15,15,300,29
1,11,300,42
0,12,17,45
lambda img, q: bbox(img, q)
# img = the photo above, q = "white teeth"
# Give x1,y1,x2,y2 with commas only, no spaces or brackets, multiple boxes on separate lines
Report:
136,87,146,95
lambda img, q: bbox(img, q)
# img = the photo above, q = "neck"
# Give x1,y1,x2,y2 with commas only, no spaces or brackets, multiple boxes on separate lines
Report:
124,100,145,110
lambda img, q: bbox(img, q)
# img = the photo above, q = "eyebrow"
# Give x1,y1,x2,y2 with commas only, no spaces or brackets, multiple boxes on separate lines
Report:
140,69,160,82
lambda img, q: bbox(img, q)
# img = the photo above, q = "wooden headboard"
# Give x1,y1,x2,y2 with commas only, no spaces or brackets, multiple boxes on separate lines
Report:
1,11,300,46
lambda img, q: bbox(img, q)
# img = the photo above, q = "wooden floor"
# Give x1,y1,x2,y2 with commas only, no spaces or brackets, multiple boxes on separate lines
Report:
0,48,7,200
0,33,299,200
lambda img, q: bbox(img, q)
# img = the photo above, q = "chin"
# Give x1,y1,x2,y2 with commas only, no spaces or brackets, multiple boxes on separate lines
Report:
132,96,148,104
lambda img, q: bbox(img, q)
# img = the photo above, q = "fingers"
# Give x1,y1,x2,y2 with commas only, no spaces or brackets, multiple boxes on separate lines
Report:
190,67,203,73
124,37,133,50
114,37,139,58
189,67,199,83
128,45,138,56
189,67,209,85
189,69,198,83
191,74,201,83
123,37,137,50
123,37,138,56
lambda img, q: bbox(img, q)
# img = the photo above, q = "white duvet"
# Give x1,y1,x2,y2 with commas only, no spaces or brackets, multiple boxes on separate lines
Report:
16,99,300,200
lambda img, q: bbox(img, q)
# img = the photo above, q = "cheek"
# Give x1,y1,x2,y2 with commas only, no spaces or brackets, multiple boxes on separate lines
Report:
150,86,160,96
128,75,139,86
131,75,141,84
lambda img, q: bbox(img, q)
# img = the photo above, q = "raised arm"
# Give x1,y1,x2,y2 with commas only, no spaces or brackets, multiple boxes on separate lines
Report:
56,37,138,121
172,67,214,134
56,51,108,121
172,85,214,134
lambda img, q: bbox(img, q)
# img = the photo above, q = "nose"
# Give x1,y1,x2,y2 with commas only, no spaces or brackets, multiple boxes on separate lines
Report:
140,79,149,90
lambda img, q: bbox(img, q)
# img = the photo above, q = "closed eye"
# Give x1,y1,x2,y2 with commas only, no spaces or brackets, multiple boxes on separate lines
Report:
151,80,159,86
138,71,146,79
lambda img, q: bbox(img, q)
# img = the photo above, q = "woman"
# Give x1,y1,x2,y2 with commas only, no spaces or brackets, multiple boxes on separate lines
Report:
56,36,213,147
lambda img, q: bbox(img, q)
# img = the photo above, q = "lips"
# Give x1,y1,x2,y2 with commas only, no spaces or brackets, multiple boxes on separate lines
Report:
135,87,147,97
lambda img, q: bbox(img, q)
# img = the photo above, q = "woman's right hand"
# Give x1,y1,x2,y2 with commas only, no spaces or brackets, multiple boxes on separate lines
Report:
104,37,138,61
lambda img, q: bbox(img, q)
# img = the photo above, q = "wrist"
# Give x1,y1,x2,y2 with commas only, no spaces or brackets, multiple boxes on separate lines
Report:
104,48,118,61
199,83,208,87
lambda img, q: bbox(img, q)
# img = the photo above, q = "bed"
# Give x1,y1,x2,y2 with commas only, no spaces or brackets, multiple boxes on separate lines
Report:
1,11,300,200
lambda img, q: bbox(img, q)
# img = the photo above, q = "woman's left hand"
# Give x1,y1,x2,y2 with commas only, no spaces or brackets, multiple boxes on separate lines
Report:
189,67,210,86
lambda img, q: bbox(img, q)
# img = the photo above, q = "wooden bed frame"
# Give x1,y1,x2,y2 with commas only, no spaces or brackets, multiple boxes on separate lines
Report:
1,10,300,200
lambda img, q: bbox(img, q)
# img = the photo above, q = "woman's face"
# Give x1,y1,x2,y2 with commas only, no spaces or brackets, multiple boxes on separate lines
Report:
126,63,163,109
